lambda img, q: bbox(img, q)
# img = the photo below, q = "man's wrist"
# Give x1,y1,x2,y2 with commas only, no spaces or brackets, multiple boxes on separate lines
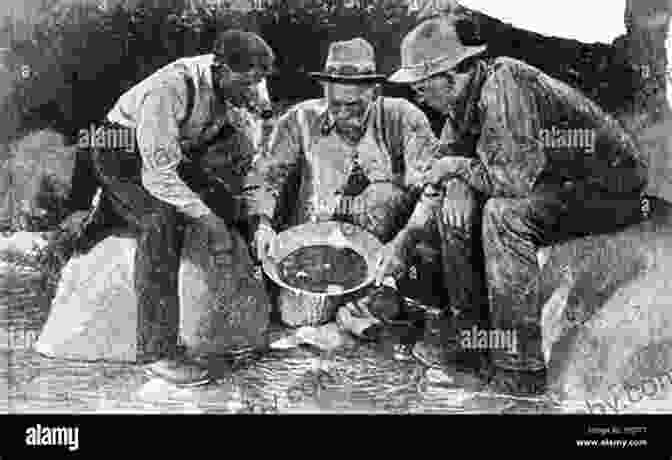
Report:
393,226,420,251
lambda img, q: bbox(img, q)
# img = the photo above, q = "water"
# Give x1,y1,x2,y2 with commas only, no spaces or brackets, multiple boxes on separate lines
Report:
278,244,368,294
0,260,577,414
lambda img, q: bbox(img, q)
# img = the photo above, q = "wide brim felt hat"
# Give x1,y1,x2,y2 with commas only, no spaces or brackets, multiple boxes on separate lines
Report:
309,37,388,83
388,16,487,84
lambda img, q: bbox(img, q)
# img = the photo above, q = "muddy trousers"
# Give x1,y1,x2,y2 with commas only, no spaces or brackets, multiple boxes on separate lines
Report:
435,180,488,327
482,183,645,372
91,146,186,363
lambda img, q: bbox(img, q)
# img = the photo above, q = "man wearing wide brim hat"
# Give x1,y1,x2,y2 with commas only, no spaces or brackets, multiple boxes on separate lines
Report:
244,37,447,338
390,16,649,398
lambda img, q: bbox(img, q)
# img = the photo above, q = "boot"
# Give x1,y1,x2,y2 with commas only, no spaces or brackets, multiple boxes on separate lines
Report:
142,352,212,387
411,308,489,375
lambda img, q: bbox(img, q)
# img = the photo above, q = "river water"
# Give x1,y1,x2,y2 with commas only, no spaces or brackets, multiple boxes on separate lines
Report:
1,260,581,414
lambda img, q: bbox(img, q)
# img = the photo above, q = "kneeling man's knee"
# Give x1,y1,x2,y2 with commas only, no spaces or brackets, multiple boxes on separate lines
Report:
483,198,518,233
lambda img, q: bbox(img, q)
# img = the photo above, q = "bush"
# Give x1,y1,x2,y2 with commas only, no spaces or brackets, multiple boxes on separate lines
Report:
0,0,642,148
0,129,76,232
0,0,649,203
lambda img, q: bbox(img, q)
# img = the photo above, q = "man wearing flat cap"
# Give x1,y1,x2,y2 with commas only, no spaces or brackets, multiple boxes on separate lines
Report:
390,16,649,396
244,38,446,336
58,29,277,386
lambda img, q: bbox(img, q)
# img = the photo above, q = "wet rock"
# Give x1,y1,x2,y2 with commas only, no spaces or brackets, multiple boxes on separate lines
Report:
178,220,271,356
35,220,272,362
34,232,138,362
541,198,672,401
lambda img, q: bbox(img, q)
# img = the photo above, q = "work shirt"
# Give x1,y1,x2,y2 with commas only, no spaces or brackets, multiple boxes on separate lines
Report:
439,56,649,198
243,96,443,229
106,54,256,219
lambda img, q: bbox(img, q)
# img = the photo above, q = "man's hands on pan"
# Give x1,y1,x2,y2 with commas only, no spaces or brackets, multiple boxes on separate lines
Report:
252,215,277,261
373,231,412,286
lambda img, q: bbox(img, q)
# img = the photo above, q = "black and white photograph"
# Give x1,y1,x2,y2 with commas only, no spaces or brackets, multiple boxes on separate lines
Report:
0,0,670,453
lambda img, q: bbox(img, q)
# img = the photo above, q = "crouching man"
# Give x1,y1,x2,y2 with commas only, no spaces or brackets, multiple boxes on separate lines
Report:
243,38,446,337
60,30,277,386
389,16,649,396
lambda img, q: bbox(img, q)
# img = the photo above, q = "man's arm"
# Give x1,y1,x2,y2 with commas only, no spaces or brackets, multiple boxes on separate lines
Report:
390,100,447,242
429,66,546,198
396,100,445,190
136,83,214,219
242,106,303,229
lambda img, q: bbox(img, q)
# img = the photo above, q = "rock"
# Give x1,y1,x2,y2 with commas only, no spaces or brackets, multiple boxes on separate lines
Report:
34,232,138,362
541,198,672,401
178,220,272,356
35,221,272,363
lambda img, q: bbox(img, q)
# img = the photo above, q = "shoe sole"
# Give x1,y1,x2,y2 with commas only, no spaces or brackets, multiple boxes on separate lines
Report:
411,345,488,376
410,345,444,369
142,367,212,388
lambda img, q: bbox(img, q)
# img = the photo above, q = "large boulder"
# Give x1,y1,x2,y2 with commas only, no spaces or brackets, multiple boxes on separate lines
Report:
35,221,272,363
540,198,672,402
34,232,139,362
178,221,272,355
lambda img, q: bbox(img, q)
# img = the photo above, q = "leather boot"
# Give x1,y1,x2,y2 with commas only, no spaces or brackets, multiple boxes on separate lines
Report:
142,353,211,387
411,309,489,375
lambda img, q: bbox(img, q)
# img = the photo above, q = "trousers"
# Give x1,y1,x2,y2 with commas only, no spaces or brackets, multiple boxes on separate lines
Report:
89,125,236,362
91,144,184,362
482,181,645,371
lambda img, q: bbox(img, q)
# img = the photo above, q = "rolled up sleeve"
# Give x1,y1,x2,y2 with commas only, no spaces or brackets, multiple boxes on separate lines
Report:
136,83,212,220
391,101,444,234
399,101,444,190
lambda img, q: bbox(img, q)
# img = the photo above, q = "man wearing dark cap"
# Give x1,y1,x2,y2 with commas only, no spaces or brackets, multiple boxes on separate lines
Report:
390,16,649,396
244,37,445,337
61,30,277,386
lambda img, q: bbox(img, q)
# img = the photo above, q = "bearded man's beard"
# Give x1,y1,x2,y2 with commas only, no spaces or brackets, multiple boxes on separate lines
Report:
336,120,366,142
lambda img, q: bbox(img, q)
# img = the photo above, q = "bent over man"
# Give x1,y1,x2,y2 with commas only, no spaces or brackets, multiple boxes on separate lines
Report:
61,30,276,386
390,16,649,396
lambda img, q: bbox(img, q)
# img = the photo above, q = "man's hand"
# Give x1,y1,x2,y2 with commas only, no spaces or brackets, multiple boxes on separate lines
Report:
442,179,475,229
253,216,277,261
373,232,412,286
198,213,234,266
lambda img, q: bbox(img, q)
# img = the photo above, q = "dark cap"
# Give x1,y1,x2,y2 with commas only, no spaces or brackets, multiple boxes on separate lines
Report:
213,29,276,74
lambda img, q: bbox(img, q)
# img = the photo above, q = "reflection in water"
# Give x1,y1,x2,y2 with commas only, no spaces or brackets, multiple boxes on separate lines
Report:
278,244,368,294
